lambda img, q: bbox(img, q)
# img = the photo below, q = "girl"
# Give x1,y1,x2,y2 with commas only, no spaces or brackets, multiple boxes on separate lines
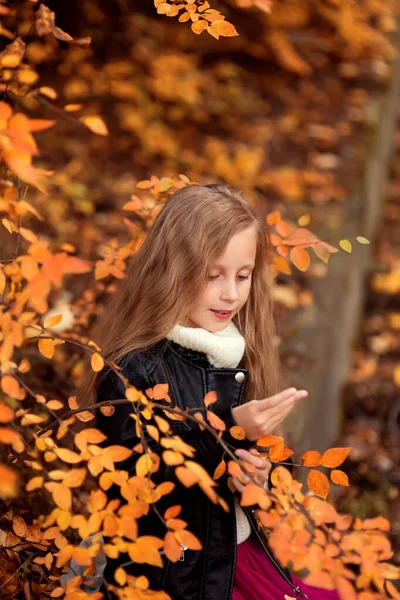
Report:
80,183,339,600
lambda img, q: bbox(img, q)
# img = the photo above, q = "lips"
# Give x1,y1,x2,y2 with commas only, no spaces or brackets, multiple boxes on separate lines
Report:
210,309,232,320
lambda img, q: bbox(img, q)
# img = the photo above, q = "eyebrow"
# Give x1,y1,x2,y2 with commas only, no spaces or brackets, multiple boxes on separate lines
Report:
212,264,255,270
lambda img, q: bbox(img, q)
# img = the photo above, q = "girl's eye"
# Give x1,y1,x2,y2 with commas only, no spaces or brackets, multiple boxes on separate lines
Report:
237,274,250,281
208,275,219,281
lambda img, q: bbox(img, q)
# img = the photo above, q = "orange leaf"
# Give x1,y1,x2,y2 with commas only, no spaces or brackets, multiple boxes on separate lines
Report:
0,402,14,423
191,20,208,34
91,352,104,372
320,447,351,468
240,483,268,507
207,411,226,431
230,426,246,440
273,256,291,275
1,375,20,399
256,435,283,447
0,464,19,498
213,460,226,480
26,475,44,491
330,470,349,487
163,450,184,466
275,219,292,237
307,470,330,499
204,391,217,407
39,338,54,359
302,450,322,467
164,506,181,520
175,529,202,550
52,483,72,510
103,445,132,462
164,530,182,561
267,210,281,225
153,383,169,400
269,440,293,462
13,515,28,537
44,314,62,329
100,405,115,417
290,247,310,272
227,460,242,478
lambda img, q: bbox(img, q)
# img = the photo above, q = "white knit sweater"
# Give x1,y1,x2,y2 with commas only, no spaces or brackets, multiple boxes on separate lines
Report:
167,322,252,545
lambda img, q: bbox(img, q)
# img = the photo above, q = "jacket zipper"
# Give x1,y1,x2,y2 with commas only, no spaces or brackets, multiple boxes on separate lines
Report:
159,544,188,561
243,507,308,599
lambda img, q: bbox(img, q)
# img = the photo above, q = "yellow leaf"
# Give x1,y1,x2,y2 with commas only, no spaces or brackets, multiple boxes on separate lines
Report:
26,476,44,491
44,314,62,328
298,214,310,226
54,448,82,464
81,115,108,136
46,400,64,410
50,587,64,597
91,352,104,372
356,236,370,245
38,86,57,99
21,413,45,426
136,454,154,476
339,239,352,253
39,338,55,359
216,20,239,37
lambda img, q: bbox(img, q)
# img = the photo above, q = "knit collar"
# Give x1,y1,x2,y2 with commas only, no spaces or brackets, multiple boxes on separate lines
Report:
166,321,245,369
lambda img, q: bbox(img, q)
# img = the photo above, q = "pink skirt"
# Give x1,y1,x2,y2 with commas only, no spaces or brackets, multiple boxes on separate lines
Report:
233,538,340,600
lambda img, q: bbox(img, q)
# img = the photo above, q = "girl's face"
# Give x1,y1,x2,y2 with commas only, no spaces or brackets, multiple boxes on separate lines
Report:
185,227,257,332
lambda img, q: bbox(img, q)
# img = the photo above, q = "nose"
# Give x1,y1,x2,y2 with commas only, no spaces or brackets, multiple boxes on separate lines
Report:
220,278,239,303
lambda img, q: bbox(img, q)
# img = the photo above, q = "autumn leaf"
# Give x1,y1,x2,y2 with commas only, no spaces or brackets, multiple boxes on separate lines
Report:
290,246,310,271
204,391,217,407
44,314,62,328
207,410,226,431
320,447,351,468
0,402,14,423
307,469,330,499
81,116,108,136
339,239,352,253
39,338,55,359
13,515,28,537
91,352,104,372
302,450,322,467
213,460,226,480
330,469,349,486
230,425,246,440
54,448,82,465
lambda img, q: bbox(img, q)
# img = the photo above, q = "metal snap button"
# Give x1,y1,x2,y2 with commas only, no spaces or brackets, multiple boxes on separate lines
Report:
235,371,245,383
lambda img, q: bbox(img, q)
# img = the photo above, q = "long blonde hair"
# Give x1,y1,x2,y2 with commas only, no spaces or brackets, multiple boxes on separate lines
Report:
79,183,282,407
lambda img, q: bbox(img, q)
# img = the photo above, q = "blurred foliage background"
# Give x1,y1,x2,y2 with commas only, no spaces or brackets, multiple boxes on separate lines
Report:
1,0,399,578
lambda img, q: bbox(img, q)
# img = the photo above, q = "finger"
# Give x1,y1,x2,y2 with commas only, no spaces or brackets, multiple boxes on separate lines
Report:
231,477,244,492
257,388,297,410
235,449,266,468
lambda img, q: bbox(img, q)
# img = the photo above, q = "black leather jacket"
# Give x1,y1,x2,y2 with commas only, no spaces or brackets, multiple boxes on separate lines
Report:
96,339,303,600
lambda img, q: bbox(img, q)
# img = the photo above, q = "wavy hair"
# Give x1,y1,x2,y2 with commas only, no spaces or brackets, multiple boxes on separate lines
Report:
79,183,282,407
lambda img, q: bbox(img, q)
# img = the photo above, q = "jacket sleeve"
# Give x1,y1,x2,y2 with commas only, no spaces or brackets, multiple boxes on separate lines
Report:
95,355,251,480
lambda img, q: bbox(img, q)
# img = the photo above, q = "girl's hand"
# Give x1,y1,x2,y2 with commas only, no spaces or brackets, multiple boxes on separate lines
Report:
231,387,308,441
231,448,271,492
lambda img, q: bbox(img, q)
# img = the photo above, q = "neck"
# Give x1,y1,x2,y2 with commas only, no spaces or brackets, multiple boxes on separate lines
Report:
166,322,245,369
